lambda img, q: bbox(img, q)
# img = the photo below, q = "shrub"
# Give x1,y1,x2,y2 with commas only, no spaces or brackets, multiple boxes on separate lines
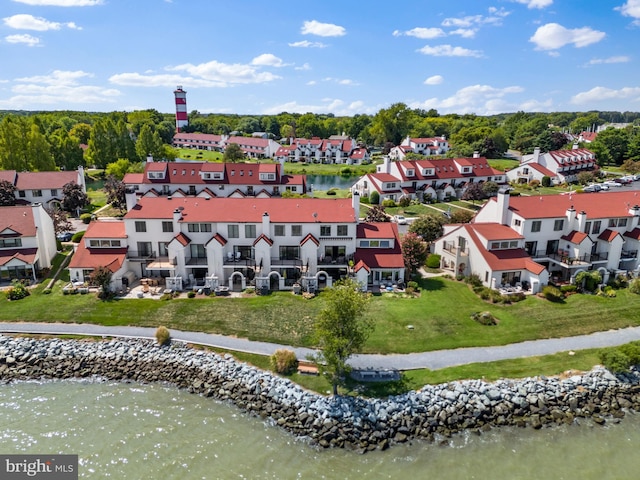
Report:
599,348,631,373
620,342,640,366
560,284,578,294
155,326,171,346
71,231,85,243
465,274,483,287
42,288,52,295
187,291,196,298
598,286,617,298
426,254,441,269
360,195,370,204
542,285,564,302
407,281,419,292
340,167,353,176
529,179,541,188
509,292,526,303
6,280,30,301
326,189,337,196
270,349,298,374
630,278,640,295
369,191,380,205
381,199,396,207
479,289,491,301
398,196,411,207
541,175,551,187
471,311,498,326
80,213,92,224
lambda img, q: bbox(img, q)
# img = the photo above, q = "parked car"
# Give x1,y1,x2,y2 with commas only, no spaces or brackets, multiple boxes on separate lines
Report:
56,232,73,242
614,177,632,185
603,180,623,188
392,215,407,225
599,183,610,190
583,184,601,193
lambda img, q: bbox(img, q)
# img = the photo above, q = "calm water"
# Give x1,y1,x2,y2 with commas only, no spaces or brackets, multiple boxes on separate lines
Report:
1,379,639,479
307,175,360,191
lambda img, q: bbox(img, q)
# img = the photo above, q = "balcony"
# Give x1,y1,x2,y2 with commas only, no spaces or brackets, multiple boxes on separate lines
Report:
532,250,608,265
621,250,638,260
271,257,303,267
442,242,469,256
127,250,155,261
186,256,208,266
318,254,353,265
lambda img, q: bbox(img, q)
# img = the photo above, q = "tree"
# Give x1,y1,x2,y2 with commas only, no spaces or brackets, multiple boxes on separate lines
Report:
135,123,164,160
577,171,595,185
313,278,372,395
0,179,16,206
223,143,245,162
104,175,127,212
106,158,135,180
45,207,72,235
401,232,428,274
88,266,113,299
409,214,444,243
482,181,499,197
69,123,91,144
461,182,486,204
363,204,390,222
449,210,474,224
62,182,89,215
591,127,629,165
621,159,640,175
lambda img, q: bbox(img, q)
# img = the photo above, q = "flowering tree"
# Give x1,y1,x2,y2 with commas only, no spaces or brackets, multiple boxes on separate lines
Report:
401,232,428,274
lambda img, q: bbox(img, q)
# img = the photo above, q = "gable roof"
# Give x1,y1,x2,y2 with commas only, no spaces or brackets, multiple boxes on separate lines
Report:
68,242,127,272
14,171,78,190
0,247,38,267
83,220,127,239
0,170,17,184
357,222,399,239
0,206,37,237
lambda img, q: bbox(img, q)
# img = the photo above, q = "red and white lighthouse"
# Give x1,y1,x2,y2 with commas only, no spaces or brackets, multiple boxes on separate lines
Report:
174,85,188,133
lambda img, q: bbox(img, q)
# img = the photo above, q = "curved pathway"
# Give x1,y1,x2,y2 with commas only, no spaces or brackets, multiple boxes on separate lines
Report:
3,322,640,371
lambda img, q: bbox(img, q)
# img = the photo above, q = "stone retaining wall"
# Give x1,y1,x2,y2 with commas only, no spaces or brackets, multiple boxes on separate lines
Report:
1,335,640,453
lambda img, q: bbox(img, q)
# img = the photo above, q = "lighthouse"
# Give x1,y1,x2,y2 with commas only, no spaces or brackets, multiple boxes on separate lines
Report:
174,85,188,133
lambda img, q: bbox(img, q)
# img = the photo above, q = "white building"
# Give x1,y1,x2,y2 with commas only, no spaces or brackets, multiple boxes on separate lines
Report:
0,167,86,209
352,155,506,203
0,204,57,284
389,136,449,160
434,189,640,292
274,137,369,165
172,133,281,159
506,146,597,185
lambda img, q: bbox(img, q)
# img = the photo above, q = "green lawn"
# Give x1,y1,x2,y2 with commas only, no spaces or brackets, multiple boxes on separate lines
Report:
177,149,223,162
284,162,377,176
4,276,640,356
488,159,519,171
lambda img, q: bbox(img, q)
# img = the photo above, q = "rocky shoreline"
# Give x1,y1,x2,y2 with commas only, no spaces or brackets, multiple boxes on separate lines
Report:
1,334,640,452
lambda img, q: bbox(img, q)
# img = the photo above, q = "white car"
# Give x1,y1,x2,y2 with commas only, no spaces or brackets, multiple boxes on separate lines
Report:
392,215,407,225
603,180,622,188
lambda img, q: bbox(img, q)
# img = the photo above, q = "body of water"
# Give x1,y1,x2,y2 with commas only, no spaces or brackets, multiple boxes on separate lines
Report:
306,175,360,191
1,379,639,479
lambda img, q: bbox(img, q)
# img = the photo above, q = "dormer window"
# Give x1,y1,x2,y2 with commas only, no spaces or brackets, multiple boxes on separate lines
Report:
148,171,165,180
406,168,415,176
423,168,434,176
462,167,471,174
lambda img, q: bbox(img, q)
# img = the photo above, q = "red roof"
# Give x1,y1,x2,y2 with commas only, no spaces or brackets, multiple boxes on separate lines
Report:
502,191,640,219
174,232,191,246
354,222,404,269
357,222,399,239
0,206,37,236
0,170,17,184
83,221,126,239
0,248,38,267
561,230,589,244
624,228,640,241
123,173,144,185
68,243,126,272
253,233,273,246
15,171,78,190
528,163,557,178
598,229,622,242
470,223,524,242
125,197,357,223
301,233,319,246
173,133,223,143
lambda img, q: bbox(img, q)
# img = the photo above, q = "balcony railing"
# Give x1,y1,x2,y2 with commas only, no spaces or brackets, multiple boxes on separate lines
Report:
442,243,469,255
621,250,638,260
127,250,155,260
271,257,303,266
318,254,354,265
186,257,208,266
532,250,609,264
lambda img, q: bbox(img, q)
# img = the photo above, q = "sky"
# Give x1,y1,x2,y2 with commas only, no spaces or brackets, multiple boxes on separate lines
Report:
1,0,640,117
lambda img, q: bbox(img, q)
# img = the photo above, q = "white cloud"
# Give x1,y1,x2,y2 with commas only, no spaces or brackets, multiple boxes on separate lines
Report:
417,44,483,57
288,40,327,48
3,14,80,31
306,80,317,86
5,33,40,46
571,86,640,105
251,53,288,67
295,63,311,71
530,23,605,50
410,84,525,114
424,75,444,85
111,59,281,88
0,69,119,109
449,28,477,38
442,8,510,29
511,0,553,9
301,20,346,37
12,0,102,5
262,98,375,116
616,0,640,24
587,55,630,65
392,27,445,39
322,77,359,86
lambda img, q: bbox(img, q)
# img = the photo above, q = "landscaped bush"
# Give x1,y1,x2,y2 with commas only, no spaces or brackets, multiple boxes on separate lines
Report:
326,188,337,196
340,167,353,176
6,280,30,301
599,348,632,373
398,196,411,207
560,284,578,294
541,175,551,187
630,278,640,295
542,285,564,302
80,213,92,224
598,286,617,298
529,179,541,188
369,191,380,205
71,231,85,243
464,274,483,287
608,274,628,290
360,195,370,204
187,291,196,298
471,311,498,326
270,349,298,374
406,281,419,292
426,254,441,269
155,326,171,346
381,199,396,207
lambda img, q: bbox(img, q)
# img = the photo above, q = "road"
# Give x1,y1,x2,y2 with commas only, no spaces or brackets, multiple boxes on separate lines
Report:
2,322,640,371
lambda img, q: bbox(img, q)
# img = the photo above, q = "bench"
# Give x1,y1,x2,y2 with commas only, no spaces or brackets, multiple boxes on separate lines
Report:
297,361,319,376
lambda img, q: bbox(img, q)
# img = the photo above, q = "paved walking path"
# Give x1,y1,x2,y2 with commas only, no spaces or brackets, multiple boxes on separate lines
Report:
3,322,640,371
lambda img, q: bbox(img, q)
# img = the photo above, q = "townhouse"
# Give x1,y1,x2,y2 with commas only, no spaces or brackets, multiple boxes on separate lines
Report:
0,204,57,284
274,136,369,165
0,167,86,208
172,133,281,159
352,155,506,203
123,160,307,199
389,136,450,160
434,190,640,293
506,146,597,185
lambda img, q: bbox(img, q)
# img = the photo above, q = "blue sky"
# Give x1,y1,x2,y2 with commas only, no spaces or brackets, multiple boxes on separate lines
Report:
1,0,640,116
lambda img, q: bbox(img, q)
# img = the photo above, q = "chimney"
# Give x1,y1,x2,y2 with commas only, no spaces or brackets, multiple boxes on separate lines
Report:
352,191,360,222
572,143,579,150
173,208,182,231
146,155,154,163
262,211,270,234
533,147,541,163
629,204,640,229
77,165,86,190
496,188,510,225
378,155,391,174
577,210,587,233
566,205,576,230
125,188,138,211
473,151,480,158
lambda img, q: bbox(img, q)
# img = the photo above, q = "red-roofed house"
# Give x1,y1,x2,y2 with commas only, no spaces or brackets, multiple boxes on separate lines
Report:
172,133,281,159
0,204,57,284
353,222,405,288
389,136,450,160
1,167,86,208
68,219,130,289
123,160,307,201
435,189,640,291
506,146,597,185
352,155,506,202
274,137,369,165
